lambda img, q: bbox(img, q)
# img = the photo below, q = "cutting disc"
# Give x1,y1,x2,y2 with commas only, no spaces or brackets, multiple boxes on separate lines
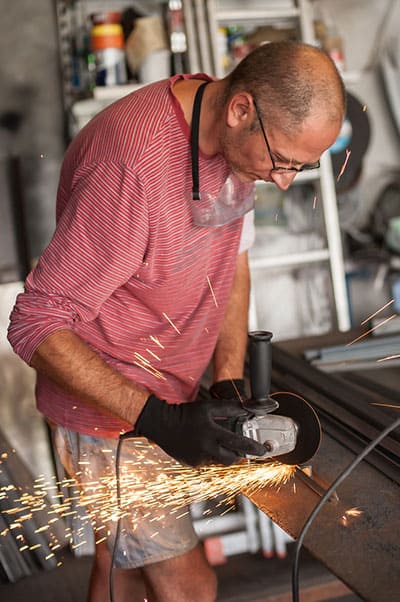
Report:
270,392,321,465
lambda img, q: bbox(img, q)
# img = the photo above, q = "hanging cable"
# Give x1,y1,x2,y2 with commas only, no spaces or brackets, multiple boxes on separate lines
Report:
109,434,127,602
291,415,400,601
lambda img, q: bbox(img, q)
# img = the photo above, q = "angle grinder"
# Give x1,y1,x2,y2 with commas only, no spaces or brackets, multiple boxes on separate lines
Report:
233,331,321,465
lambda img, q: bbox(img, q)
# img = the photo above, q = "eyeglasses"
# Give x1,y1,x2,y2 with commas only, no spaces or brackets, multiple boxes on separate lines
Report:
253,99,320,174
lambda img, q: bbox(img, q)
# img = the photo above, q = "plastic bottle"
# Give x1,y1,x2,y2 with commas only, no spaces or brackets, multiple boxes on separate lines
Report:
90,15,127,86
167,0,188,74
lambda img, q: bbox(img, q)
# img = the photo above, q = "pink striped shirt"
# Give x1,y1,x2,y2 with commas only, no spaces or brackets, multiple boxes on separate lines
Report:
8,74,247,437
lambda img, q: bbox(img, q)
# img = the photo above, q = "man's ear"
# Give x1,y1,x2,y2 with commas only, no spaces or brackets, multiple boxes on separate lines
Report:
226,93,253,128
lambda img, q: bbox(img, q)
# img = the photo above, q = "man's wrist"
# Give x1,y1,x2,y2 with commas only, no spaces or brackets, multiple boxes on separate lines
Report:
209,378,246,401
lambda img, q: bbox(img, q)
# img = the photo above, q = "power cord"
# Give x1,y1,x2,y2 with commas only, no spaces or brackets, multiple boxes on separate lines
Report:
109,434,127,602
292,415,400,602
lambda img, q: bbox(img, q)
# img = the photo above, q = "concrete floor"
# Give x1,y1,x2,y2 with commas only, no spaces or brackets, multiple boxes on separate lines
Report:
0,545,362,602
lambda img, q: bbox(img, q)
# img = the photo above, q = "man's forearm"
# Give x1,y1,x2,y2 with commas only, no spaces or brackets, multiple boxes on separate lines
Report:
31,329,149,426
213,251,250,382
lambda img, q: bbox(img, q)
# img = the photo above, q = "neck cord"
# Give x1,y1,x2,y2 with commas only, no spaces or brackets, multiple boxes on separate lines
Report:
191,81,209,201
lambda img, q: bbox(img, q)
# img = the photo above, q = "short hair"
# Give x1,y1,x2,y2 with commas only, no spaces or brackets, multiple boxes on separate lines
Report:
223,41,346,136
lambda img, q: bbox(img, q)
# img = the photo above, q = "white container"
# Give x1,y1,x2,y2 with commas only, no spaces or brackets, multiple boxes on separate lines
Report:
94,47,127,86
139,49,171,83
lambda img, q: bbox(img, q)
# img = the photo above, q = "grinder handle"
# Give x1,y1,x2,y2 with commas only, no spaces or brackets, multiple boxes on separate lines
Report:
249,331,272,401
244,331,279,415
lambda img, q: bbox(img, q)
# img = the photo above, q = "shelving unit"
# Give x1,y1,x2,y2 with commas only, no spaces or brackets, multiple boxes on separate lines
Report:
184,0,351,333
55,0,165,138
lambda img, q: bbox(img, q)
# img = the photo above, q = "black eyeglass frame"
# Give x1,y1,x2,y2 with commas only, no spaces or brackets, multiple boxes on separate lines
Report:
253,99,320,174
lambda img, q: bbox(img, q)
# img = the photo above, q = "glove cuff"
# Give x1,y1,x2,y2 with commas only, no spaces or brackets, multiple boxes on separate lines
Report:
133,394,165,435
209,379,246,401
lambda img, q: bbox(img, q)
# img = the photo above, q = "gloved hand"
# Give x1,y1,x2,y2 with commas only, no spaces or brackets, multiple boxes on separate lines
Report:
132,394,265,467
209,379,247,402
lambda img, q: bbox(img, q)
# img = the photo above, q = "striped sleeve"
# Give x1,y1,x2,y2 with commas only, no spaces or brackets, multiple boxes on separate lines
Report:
8,161,149,364
238,209,255,254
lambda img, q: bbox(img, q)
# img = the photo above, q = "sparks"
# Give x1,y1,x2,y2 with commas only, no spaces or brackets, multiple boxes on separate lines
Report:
223,371,245,403
230,379,244,403
371,402,400,410
149,335,164,349
361,299,395,325
1,445,295,560
376,354,400,363
340,506,363,526
337,149,351,182
346,314,397,347
162,312,181,334
206,275,219,308
146,348,161,361
133,352,167,381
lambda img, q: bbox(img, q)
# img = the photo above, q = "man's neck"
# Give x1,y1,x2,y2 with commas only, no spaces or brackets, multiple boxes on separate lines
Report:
172,77,225,156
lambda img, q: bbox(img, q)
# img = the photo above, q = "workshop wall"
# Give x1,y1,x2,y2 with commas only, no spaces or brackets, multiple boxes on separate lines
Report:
0,0,65,262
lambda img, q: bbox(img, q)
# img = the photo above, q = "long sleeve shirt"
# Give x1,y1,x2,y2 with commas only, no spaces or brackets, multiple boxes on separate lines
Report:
8,74,252,438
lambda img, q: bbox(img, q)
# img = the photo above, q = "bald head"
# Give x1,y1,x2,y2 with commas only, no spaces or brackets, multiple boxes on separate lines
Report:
223,41,346,137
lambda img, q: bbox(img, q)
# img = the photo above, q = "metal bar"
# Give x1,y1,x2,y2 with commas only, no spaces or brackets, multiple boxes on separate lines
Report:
319,151,351,331
193,0,214,73
343,371,400,405
270,368,400,479
182,0,201,73
193,512,247,538
320,413,400,485
249,248,330,269
215,8,300,23
205,0,222,77
304,334,400,360
312,356,400,372
297,0,315,44
7,157,31,281
333,372,400,414
242,432,400,602
0,513,35,583
272,344,400,442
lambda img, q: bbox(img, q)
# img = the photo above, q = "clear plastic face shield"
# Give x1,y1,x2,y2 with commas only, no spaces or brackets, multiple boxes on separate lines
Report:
186,82,255,228
186,172,255,228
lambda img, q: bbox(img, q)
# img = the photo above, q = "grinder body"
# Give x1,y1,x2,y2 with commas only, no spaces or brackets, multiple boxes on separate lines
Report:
242,413,298,459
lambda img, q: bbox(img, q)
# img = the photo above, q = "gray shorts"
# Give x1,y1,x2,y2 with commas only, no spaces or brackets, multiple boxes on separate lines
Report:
52,426,199,568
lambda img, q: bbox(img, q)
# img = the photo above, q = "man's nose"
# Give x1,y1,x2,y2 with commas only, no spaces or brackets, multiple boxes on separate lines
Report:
270,171,298,190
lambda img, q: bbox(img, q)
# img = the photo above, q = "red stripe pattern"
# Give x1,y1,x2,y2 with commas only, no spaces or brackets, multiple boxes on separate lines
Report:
8,75,245,437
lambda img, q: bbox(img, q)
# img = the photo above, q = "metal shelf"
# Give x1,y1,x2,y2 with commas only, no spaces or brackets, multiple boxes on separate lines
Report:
250,248,330,270
215,7,300,23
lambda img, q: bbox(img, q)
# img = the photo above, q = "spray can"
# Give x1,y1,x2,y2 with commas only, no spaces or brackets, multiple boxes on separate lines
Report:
90,17,127,86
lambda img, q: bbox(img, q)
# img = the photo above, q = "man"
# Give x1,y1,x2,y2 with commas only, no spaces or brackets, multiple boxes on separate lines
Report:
8,41,345,601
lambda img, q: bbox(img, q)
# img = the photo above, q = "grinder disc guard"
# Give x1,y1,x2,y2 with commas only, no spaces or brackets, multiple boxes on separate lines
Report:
270,392,321,465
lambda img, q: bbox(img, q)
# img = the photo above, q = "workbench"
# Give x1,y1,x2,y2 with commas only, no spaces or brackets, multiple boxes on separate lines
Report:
242,329,400,602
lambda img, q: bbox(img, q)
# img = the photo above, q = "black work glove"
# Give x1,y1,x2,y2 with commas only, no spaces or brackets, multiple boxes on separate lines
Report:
132,394,265,467
209,379,247,402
